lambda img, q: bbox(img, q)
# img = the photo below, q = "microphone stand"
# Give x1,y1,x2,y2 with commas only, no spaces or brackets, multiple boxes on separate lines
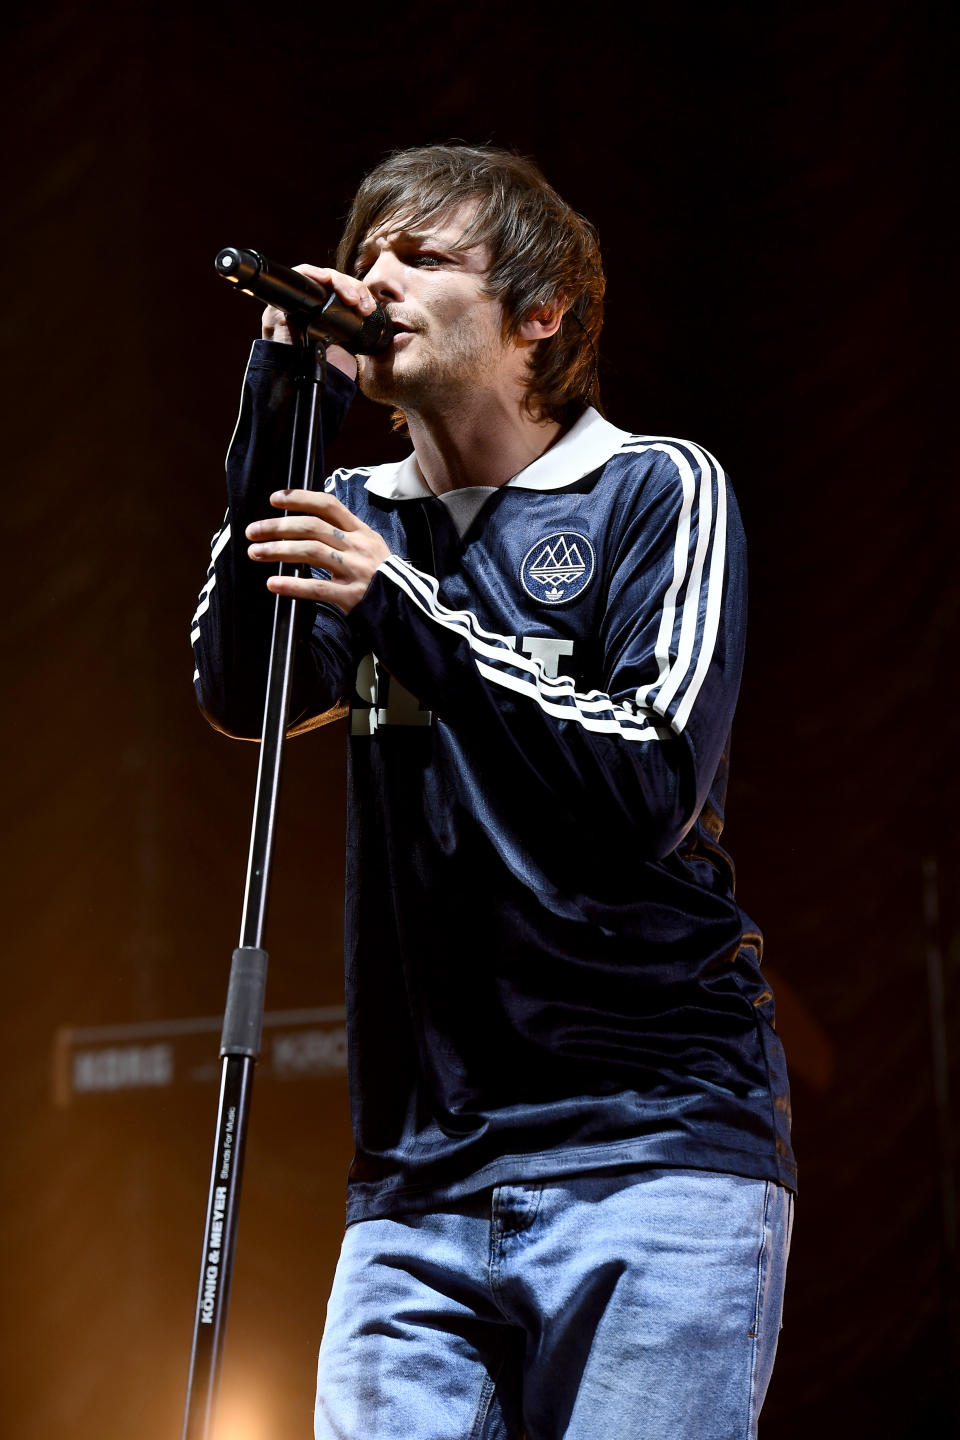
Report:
181,320,326,1440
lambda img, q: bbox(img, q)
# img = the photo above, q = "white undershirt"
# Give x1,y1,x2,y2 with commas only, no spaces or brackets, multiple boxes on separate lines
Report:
434,485,500,539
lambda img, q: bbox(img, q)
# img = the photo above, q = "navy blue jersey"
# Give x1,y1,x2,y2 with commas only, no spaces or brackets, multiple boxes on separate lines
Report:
193,340,796,1222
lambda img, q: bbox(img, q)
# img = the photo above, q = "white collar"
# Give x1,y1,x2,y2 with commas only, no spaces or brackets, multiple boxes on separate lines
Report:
362,407,631,501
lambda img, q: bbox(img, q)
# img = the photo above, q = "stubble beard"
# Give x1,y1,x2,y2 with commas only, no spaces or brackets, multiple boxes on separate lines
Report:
357,319,508,417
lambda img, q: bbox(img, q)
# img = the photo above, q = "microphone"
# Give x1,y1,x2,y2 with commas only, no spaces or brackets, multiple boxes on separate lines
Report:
214,247,394,355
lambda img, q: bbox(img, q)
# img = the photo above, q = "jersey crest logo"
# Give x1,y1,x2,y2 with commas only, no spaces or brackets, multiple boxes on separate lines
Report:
520,532,595,605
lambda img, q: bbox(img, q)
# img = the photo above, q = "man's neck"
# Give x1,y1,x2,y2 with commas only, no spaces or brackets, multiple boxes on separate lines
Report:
406,391,564,495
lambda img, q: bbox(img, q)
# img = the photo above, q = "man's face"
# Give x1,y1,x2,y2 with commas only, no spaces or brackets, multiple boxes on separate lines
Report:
352,202,522,412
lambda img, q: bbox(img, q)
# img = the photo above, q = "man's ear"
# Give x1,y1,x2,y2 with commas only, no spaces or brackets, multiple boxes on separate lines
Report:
517,300,565,342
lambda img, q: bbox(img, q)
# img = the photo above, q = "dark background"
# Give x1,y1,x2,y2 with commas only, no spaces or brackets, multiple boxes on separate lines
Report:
3,2,956,1437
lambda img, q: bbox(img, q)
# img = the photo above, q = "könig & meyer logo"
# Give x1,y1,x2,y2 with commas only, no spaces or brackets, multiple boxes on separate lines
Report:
520,532,595,605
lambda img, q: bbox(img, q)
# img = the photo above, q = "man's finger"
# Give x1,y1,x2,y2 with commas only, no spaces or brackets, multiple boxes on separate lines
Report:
269,489,362,528
265,572,365,614
247,538,343,569
245,516,357,551
265,573,334,600
288,266,376,314
247,514,324,541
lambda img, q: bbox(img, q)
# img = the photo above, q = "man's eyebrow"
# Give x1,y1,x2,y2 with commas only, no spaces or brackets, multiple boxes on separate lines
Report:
393,227,445,245
354,226,472,264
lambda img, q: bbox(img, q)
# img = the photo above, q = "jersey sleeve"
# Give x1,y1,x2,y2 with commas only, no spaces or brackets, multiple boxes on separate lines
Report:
350,442,746,859
191,339,360,740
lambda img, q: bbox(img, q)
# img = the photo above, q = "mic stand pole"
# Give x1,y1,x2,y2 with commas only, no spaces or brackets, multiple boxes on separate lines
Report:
182,322,326,1440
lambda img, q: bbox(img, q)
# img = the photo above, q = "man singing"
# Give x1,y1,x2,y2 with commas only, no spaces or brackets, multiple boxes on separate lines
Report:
192,143,795,1440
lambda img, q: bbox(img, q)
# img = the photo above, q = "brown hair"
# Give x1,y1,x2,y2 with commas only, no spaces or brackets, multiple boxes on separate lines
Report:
336,143,604,424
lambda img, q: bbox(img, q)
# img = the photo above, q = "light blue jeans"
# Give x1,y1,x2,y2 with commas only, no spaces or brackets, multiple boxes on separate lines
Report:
315,1168,793,1439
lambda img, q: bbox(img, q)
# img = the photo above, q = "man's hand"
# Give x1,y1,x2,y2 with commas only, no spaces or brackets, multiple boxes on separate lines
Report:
246,490,391,614
261,263,379,381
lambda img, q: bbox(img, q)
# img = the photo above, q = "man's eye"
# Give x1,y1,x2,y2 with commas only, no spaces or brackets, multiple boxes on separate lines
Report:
411,253,441,268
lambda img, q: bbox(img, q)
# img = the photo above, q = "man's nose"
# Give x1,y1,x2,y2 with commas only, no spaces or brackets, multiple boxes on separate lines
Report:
363,251,404,303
